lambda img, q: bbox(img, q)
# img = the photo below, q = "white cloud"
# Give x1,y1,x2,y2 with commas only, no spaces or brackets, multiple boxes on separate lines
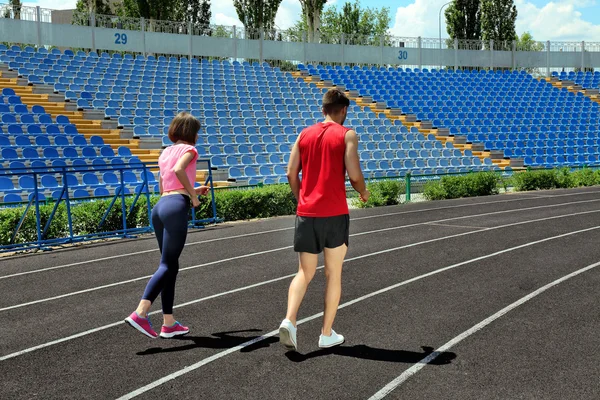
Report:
210,0,241,26
275,0,302,29
515,0,600,41
23,1,77,10
390,0,450,39
390,0,600,42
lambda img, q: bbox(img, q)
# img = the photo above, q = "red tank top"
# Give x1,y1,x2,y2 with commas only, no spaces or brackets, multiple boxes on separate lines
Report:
296,121,350,217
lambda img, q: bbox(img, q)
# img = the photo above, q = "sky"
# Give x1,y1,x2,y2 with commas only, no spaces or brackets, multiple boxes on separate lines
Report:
21,0,600,42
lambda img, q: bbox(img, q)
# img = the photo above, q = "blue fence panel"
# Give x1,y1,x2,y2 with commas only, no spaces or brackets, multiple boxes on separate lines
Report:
0,159,220,252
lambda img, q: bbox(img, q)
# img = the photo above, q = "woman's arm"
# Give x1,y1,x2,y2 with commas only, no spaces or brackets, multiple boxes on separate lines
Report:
172,151,197,198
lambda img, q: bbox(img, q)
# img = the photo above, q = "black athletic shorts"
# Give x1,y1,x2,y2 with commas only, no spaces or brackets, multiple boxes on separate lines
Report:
293,214,350,254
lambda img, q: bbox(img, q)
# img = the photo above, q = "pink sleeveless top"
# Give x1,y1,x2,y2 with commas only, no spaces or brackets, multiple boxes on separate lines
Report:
158,143,198,192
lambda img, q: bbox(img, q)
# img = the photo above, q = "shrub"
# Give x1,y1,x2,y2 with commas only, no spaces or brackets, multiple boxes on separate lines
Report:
423,172,499,200
423,180,447,201
353,179,405,208
0,203,69,245
512,169,559,191
555,167,575,189
571,168,599,187
210,184,296,221
512,168,600,191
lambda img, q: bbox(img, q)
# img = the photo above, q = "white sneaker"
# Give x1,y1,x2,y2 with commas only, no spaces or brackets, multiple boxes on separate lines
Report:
318,329,345,348
279,319,298,352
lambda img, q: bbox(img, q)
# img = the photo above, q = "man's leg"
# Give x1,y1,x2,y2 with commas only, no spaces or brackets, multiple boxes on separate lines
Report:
322,244,347,336
285,252,319,326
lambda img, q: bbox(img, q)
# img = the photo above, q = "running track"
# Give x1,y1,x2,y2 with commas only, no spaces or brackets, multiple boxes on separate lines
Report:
1,187,600,400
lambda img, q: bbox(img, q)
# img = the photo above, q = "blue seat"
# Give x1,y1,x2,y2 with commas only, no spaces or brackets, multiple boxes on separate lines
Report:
3,193,22,203
73,189,89,199
41,175,59,188
94,187,110,197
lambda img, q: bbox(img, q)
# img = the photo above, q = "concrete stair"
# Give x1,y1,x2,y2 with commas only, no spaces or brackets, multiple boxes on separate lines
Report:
548,77,600,105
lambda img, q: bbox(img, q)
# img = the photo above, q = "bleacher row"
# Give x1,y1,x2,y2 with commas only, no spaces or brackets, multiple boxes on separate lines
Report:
302,64,600,168
0,45,499,189
2,44,597,203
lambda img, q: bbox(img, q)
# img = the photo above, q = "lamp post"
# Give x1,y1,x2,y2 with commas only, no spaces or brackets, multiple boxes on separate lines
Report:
439,1,453,69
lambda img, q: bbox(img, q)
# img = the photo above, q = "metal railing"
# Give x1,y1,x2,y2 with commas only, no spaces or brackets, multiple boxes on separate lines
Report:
0,2,596,56
0,160,220,253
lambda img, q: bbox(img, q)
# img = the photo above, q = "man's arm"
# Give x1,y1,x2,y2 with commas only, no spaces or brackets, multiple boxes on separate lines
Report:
344,130,369,202
287,136,302,202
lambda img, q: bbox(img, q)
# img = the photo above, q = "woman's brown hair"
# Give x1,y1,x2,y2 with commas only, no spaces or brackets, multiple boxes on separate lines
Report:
167,112,200,145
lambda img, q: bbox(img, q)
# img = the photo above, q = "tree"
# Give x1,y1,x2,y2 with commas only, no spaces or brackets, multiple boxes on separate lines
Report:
514,32,543,73
116,0,178,21
316,0,391,45
75,0,112,16
73,0,112,25
174,0,211,28
516,32,543,52
9,0,21,19
445,0,481,44
300,0,326,43
481,0,517,50
233,0,282,39
286,14,308,42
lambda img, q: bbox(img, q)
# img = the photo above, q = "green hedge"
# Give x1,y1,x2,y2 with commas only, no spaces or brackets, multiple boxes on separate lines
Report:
0,185,297,246
208,184,296,221
423,172,500,201
512,167,600,191
352,180,406,208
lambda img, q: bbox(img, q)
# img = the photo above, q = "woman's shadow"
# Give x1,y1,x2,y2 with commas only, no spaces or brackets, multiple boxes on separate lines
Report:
137,329,277,356
285,345,457,365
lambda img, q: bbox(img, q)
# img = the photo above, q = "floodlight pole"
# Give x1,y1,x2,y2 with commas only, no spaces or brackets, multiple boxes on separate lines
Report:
439,1,453,69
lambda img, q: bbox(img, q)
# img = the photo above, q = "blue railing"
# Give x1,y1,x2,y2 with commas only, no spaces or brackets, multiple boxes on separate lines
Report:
0,159,221,253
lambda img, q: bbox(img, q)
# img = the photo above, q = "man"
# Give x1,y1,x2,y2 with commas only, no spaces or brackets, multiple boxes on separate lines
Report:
279,88,369,352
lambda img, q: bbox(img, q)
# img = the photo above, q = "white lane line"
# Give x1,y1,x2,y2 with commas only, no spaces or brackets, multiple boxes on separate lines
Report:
2,198,599,312
0,227,292,280
2,209,598,361
366,259,600,400
2,188,598,280
115,225,600,399
426,223,486,230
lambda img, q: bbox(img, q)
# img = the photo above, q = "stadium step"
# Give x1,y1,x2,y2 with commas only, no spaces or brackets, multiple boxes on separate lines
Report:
1,80,165,166
548,79,600,106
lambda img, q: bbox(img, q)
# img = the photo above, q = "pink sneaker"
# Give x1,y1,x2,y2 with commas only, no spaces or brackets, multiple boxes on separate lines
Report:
125,312,158,339
160,321,190,338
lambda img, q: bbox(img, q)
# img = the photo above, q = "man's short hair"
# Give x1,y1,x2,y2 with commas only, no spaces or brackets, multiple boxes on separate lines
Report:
322,89,350,115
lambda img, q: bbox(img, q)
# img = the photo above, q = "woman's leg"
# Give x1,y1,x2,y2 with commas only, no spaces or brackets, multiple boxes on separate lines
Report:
133,204,164,318
158,216,188,325
136,196,189,321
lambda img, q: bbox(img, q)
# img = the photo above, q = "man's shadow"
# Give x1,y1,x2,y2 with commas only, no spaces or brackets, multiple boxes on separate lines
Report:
285,345,457,365
137,329,278,356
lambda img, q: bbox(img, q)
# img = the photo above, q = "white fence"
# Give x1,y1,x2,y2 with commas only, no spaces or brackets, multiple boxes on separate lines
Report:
0,4,597,75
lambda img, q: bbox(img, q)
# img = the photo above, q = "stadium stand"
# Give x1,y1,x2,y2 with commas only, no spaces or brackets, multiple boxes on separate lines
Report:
0,45,499,197
299,64,600,169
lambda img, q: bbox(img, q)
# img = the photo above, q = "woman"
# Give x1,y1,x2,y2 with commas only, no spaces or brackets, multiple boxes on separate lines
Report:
126,112,209,339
